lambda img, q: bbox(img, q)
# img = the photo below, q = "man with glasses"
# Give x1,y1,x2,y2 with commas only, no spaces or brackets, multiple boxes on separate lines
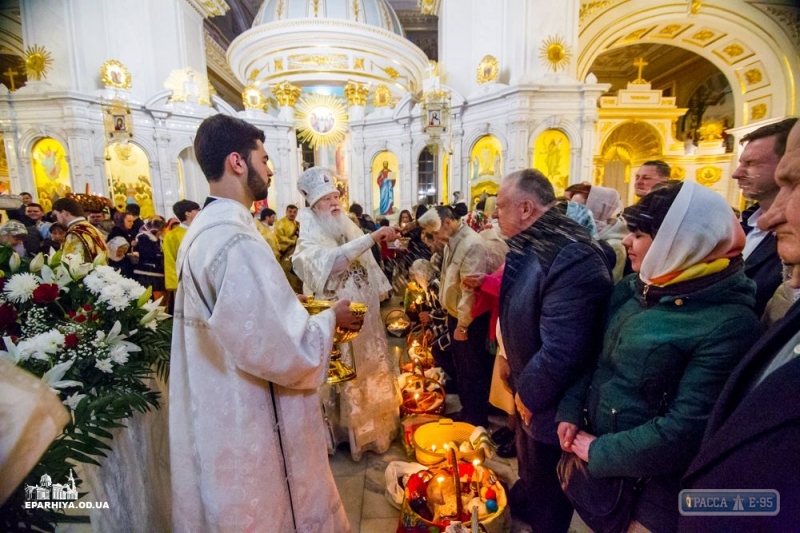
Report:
734,117,798,316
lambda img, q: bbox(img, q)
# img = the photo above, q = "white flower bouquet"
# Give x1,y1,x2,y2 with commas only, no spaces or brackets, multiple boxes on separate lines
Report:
0,249,172,530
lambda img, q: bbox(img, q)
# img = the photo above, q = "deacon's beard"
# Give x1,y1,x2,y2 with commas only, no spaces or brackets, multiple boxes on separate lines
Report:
313,208,351,242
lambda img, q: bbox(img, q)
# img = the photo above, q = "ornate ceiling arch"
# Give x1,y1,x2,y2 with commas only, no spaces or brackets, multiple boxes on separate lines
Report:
578,0,799,127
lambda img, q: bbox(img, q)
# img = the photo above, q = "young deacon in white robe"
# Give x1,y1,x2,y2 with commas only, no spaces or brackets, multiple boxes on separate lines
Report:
293,167,402,461
170,115,359,533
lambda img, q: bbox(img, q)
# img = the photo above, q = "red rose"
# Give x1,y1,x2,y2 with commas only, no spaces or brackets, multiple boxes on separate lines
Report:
0,304,17,329
32,283,60,304
74,314,87,324
82,304,93,312
64,333,79,348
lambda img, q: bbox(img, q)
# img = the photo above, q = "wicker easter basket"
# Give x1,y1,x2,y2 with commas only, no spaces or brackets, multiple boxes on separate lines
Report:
401,324,435,374
396,462,509,533
386,309,412,337
400,366,446,417
413,419,485,466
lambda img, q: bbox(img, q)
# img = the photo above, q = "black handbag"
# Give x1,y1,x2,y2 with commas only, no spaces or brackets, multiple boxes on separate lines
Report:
557,452,643,533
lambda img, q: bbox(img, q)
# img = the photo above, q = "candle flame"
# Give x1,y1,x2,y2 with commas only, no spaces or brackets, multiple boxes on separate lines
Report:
437,476,444,484
473,459,481,466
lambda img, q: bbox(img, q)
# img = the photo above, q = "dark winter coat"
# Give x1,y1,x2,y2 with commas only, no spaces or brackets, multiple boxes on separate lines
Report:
558,262,760,532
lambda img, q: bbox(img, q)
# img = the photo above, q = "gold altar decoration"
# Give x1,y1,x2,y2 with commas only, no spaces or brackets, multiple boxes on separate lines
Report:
476,55,499,84
631,57,649,84
31,138,72,213
100,59,132,89
697,119,724,142
421,88,450,143
242,84,268,111
344,80,370,106
295,93,349,148
24,45,53,81
302,297,367,384
270,80,302,107
696,165,722,186
373,84,392,108
103,102,134,142
539,35,571,72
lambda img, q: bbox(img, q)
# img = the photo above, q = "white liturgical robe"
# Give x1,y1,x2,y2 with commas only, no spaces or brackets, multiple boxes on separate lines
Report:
293,209,400,461
170,198,349,533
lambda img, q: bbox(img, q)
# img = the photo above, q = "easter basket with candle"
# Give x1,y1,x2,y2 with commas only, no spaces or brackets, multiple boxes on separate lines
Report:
401,325,435,374
413,418,496,466
396,447,508,533
386,309,412,338
400,365,446,417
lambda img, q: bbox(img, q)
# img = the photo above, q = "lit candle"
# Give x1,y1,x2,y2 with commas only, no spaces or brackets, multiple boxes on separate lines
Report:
413,393,419,409
431,444,436,453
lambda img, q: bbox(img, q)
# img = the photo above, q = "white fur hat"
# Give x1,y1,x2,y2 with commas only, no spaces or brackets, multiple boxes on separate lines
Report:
297,167,338,207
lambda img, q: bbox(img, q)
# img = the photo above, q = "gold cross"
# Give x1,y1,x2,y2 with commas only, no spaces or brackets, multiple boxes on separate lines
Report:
633,57,648,84
3,67,18,91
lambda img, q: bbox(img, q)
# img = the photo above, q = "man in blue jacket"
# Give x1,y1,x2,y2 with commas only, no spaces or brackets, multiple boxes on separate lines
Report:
495,169,613,532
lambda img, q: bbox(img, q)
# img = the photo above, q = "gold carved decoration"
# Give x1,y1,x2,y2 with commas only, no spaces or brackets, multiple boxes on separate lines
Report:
100,59,132,89
373,84,392,108
312,0,320,17
539,36,572,72
689,0,702,15
274,59,284,71
295,93,348,148
288,54,348,70
24,44,53,81
276,0,285,19
697,120,725,142
164,68,211,105
659,24,683,36
751,103,767,121
344,81,369,106
419,0,437,15
692,30,715,41
352,0,361,21
353,57,365,70
696,166,722,186
383,66,400,79
723,44,744,57
624,28,649,41
248,69,260,81
632,57,648,84
476,55,499,84
744,69,762,85
271,81,302,107
671,165,686,182
242,85,268,111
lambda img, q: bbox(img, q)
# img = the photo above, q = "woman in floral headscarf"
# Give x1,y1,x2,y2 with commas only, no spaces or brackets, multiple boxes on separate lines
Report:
556,181,760,532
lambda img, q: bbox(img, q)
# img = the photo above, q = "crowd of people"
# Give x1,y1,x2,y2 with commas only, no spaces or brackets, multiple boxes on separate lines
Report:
5,112,799,532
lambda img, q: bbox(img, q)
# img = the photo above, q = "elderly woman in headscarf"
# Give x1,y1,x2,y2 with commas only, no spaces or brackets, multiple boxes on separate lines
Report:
556,181,760,533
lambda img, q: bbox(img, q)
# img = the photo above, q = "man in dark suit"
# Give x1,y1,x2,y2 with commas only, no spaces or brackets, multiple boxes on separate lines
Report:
734,117,797,316
681,118,800,532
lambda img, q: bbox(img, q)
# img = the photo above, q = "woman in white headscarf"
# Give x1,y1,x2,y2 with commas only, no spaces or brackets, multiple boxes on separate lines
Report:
556,181,761,532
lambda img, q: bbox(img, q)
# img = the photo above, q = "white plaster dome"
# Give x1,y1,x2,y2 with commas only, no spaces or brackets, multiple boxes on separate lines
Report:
253,0,403,36
228,0,429,98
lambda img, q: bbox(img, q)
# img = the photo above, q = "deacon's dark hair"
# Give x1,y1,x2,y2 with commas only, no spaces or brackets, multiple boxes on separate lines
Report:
260,208,276,221
172,200,201,222
52,198,84,217
194,114,266,182
506,168,556,206
740,117,798,157
641,160,671,178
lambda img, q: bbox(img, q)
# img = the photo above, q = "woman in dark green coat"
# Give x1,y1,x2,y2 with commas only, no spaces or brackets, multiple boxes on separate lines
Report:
557,181,761,532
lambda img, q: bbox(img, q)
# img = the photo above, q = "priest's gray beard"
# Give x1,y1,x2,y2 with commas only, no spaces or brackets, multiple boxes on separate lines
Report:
312,208,351,243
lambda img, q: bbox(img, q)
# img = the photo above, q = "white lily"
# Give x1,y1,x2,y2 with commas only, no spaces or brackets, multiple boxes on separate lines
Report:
63,391,87,410
93,251,107,267
96,320,141,355
40,264,72,289
0,336,25,364
41,360,83,393
29,253,45,273
9,252,20,273
139,297,171,330
63,253,92,280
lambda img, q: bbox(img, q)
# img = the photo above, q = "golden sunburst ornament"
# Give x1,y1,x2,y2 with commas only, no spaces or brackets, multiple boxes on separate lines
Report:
295,93,348,149
539,35,572,72
24,45,54,81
